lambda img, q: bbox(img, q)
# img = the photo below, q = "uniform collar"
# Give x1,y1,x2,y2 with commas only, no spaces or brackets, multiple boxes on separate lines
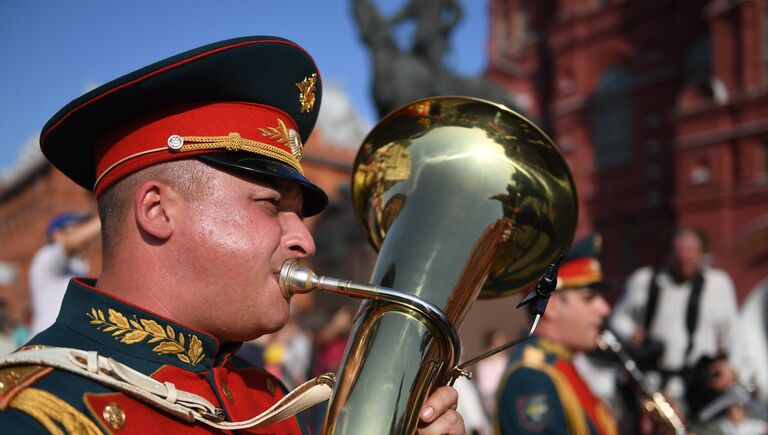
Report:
532,336,573,361
56,278,229,372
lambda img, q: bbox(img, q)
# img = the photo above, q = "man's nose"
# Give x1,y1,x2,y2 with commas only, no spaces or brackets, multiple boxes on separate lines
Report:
282,213,316,257
595,295,611,317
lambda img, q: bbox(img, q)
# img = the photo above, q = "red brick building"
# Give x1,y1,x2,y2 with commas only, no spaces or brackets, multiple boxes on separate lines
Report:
0,162,100,322
488,0,768,301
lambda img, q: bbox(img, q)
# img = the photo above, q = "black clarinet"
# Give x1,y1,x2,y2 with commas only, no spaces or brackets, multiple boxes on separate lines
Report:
596,329,688,435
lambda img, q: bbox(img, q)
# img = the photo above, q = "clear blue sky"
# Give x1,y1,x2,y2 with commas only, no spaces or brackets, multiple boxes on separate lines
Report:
0,0,489,173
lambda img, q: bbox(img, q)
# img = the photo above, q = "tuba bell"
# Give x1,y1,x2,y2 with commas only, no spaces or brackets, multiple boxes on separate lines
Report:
299,96,577,433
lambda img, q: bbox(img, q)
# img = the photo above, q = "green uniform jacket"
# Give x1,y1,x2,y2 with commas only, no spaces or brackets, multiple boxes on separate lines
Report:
0,278,309,434
494,336,617,435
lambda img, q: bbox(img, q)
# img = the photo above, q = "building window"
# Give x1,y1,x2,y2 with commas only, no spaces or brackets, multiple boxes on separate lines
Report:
592,67,634,170
764,3,768,79
491,0,509,57
685,36,712,82
762,141,768,179
689,157,712,185
510,0,531,51
620,214,638,269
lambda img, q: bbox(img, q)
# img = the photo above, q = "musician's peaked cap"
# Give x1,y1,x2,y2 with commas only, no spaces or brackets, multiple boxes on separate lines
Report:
557,233,603,290
40,35,328,216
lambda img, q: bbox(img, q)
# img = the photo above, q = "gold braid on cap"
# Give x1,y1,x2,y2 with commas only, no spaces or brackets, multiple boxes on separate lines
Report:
171,132,304,174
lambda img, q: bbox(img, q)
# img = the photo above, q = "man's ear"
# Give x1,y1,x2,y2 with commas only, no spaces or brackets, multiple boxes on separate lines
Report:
134,180,181,240
543,291,564,321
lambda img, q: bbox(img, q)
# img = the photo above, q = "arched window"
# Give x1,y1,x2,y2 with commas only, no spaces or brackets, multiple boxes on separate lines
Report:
592,67,634,169
685,35,712,82
764,4,768,78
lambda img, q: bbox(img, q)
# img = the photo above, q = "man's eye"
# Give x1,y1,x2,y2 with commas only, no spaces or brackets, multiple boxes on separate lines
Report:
584,291,600,301
255,197,280,208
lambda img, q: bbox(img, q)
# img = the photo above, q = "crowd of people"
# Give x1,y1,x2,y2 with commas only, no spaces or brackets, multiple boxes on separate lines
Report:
0,33,765,435
4,213,764,435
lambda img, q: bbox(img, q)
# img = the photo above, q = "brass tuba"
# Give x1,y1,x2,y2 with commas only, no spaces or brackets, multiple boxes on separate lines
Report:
307,97,577,433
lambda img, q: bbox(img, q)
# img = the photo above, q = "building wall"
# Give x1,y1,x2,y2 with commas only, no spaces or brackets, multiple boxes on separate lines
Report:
488,0,768,301
0,164,100,322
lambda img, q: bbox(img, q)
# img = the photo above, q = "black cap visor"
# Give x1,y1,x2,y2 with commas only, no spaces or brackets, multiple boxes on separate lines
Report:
198,152,328,217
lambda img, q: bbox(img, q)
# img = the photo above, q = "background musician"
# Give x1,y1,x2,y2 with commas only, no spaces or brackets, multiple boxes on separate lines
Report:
494,234,618,435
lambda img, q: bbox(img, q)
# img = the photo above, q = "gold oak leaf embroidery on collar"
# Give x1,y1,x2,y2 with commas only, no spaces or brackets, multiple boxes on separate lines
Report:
87,308,205,366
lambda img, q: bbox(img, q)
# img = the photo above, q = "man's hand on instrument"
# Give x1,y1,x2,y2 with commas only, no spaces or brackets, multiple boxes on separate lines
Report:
708,359,737,391
630,327,646,348
638,394,686,435
417,386,465,434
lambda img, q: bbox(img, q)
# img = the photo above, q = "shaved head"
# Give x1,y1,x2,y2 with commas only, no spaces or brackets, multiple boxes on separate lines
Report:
97,159,213,261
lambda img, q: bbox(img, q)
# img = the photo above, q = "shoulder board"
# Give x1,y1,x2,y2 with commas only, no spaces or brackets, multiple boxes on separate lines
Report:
0,365,52,410
521,345,546,368
10,387,101,434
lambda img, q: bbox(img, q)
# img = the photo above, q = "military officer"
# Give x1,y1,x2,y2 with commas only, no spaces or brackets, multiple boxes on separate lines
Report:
0,36,464,434
494,234,617,435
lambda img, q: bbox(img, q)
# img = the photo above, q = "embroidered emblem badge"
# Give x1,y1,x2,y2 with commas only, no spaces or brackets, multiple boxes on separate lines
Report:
259,119,303,160
516,393,550,430
288,128,303,160
87,308,206,366
296,73,317,113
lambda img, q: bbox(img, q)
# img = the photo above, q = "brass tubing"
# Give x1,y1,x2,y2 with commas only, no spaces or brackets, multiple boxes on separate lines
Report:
279,260,462,375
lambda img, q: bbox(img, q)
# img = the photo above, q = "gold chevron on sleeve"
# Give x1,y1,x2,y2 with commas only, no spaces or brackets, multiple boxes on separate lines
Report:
10,387,102,435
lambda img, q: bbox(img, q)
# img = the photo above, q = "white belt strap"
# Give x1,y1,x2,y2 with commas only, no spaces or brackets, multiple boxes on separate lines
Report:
0,347,334,430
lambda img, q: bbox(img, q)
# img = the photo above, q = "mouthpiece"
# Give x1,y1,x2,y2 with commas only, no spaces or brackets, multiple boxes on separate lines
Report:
279,259,317,298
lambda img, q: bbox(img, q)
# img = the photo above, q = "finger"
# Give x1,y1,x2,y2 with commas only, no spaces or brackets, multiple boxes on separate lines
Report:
419,386,459,423
416,409,465,435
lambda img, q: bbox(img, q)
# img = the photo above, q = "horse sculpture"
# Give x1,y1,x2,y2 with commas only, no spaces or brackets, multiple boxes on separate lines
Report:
353,0,519,118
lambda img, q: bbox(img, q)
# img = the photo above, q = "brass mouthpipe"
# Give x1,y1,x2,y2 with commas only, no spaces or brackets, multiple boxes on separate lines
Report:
279,259,462,376
280,259,384,299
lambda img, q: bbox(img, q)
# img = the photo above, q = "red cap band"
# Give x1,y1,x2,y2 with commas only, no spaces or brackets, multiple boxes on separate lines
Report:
557,257,603,289
93,102,301,195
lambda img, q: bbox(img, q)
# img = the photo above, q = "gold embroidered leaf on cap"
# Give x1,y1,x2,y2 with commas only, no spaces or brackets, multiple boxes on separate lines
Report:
258,119,291,145
87,308,207,366
259,119,304,160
